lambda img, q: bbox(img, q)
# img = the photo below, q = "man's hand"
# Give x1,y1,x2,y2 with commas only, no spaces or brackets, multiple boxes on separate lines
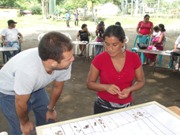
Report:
46,110,57,122
20,121,34,135
3,41,7,46
19,38,23,43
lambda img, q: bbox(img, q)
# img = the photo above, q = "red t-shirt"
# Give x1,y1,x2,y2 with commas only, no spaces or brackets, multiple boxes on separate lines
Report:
138,21,153,35
92,50,141,104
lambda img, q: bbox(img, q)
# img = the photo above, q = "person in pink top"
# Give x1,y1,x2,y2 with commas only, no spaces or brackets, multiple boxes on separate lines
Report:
145,24,166,66
87,25,145,114
136,14,153,36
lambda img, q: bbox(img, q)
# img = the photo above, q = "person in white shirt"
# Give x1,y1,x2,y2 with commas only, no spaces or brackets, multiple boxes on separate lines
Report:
0,31,75,135
169,35,180,69
1,19,23,59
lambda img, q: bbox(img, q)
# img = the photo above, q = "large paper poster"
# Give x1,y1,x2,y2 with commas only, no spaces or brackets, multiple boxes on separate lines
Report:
36,102,180,135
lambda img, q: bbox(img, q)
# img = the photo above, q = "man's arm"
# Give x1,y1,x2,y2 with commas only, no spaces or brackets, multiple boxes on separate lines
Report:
15,94,34,134
46,81,65,121
18,32,23,43
1,35,7,46
48,81,64,109
15,94,30,124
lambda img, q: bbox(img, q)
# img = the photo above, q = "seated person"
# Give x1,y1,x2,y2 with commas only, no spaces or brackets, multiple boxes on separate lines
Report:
151,25,160,43
76,24,90,56
144,24,166,66
1,19,23,59
169,35,180,69
95,21,105,55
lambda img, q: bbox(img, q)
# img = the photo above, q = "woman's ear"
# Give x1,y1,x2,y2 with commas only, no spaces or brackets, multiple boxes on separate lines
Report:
123,38,127,44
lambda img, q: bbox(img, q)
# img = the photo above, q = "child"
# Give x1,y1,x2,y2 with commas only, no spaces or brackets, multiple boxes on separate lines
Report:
151,26,160,44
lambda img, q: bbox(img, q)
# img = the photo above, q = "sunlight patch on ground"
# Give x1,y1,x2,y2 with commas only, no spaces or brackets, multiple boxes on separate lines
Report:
146,79,157,83
154,72,170,79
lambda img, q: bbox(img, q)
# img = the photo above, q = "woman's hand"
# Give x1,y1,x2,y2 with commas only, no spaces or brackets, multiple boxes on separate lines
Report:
118,88,131,99
105,84,121,95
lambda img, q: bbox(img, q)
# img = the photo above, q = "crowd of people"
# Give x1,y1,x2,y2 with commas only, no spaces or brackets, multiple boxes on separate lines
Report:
0,14,179,135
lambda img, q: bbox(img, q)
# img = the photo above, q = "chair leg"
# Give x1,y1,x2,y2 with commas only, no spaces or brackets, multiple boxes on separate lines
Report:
140,52,145,64
2,52,6,64
158,55,163,67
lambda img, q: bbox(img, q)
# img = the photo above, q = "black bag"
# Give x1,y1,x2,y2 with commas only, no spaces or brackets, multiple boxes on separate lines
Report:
137,43,148,49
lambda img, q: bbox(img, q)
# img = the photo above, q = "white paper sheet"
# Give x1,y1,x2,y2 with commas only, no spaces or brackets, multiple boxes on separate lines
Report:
39,103,180,135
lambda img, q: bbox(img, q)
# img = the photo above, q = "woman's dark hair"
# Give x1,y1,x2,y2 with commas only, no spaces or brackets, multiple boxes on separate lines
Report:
144,14,150,19
96,21,105,37
38,31,73,63
81,24,87,29
103,25,126,43
158,24,166,32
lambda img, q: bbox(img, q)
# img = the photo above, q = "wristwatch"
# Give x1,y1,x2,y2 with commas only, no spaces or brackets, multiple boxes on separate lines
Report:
47,106,55,112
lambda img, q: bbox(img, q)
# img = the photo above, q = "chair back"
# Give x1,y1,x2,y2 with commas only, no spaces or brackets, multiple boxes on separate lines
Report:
133,35,150,47
37,33,46,41
132,35,150,52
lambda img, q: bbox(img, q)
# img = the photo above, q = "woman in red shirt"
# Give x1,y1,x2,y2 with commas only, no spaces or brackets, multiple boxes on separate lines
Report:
87,25,145,114
136,14,153,36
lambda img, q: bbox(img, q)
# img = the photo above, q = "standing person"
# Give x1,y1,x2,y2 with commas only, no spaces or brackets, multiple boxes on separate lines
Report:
0,31,74,135
136,14,153,36
1,19,23,60
65,11,71,27
169,35,180,69
87,25,145,114
95,21,105,55
77,24,90,56
73,9,79,26
145,24,166,66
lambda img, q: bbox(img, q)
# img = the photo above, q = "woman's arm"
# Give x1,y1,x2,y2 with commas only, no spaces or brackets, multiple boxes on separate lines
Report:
129,65,145,92
149,25,154,35
154,32,164,45
118,65,145,99
76,31,80,40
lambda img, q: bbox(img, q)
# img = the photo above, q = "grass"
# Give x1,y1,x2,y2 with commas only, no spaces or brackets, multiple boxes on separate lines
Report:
0,15,179,31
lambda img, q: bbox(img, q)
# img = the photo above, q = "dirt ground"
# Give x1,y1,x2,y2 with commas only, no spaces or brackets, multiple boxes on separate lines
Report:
0,24,180,134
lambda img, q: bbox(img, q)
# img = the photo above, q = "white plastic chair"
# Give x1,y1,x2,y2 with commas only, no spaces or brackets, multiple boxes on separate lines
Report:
0,132,8,135
37,33,46,41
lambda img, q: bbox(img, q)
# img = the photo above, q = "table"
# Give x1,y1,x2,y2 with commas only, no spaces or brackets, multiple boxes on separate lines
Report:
88,42,104,59
0,47,18,65
168,106,180,116
0,46,18,52
36,101,180,135
72,41,88,56
136,48,171,63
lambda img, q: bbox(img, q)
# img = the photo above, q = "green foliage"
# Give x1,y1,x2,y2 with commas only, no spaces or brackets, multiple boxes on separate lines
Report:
31,5,42,14
0,0,16,7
